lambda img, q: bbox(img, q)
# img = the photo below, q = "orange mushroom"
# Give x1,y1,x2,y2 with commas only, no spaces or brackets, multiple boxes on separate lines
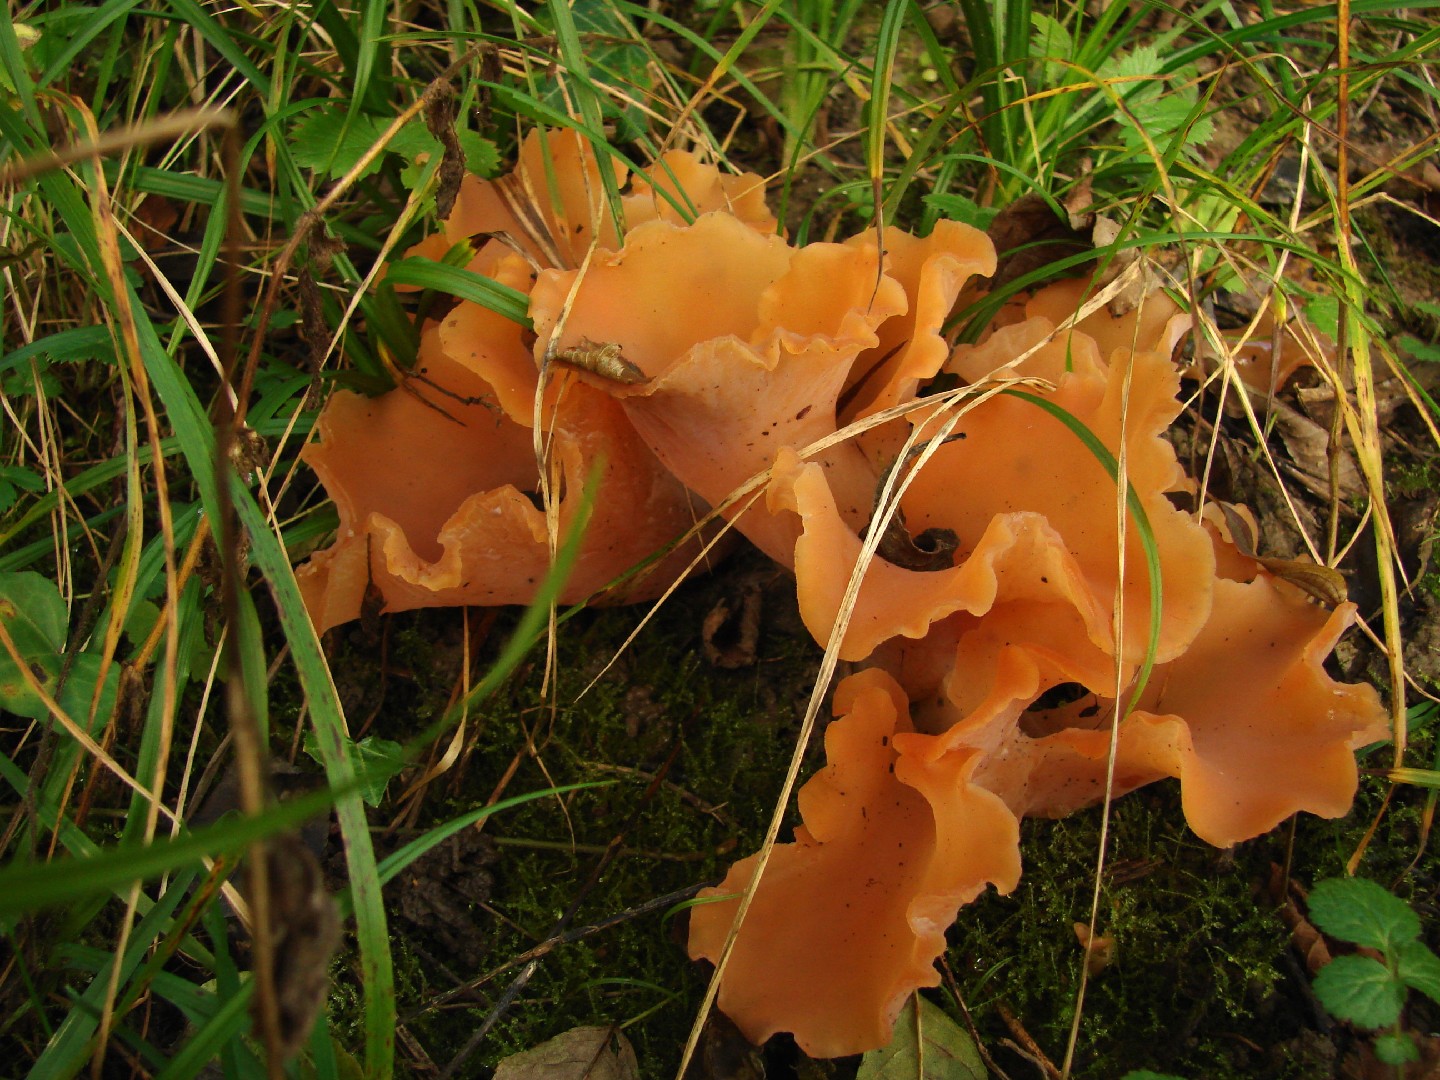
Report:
406,127,775,270
688,276,1389,1057
293,131,1389,1061
529,213,904,565
691,574,1386,1056
687,667,1022,1058
771,303,1214,663
298,135,774,631
296,247,707,632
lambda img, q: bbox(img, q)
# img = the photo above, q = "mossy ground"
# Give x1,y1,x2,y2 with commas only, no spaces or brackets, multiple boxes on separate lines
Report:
306,537,1437,1079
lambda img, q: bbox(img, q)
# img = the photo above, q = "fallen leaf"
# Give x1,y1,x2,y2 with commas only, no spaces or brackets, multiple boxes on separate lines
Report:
855,995,986,1080
1270,397,1364,500
985,193,1090,290
494,1026,639,1080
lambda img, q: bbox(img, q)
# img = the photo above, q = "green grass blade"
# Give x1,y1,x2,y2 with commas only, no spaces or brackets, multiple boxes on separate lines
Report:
384,257,533,328
1002,388,1163,706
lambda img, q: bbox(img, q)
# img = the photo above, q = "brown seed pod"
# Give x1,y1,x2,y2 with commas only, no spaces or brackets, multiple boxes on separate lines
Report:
552,338,649,384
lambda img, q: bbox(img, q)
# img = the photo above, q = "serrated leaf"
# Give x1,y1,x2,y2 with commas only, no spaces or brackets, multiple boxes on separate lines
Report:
290,107,386,180
1308,878,1421,952
303,732,404,807
387,119,439,162
1395,939,1440,1005
1313,954,1406,1029
458,131,500,177
856,995,986,1080
1105,45,1163,99
1122,93,1211,155
1030,13,1072,85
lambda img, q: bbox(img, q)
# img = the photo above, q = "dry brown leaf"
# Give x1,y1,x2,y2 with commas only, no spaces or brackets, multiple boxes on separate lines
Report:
258,834,342,1059
493,1026,640,1080
1270,397,1365,499
986,193,1090,290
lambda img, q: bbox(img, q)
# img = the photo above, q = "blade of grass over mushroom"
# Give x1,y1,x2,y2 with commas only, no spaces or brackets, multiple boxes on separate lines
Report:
408,465,599,751
543,0,624,233
677,398,992,1075
863,0,906,247
385,256,534,328
1003,388,1164,707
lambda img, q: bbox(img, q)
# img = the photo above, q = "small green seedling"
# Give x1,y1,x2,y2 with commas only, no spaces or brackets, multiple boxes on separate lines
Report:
1308,877,1440,1066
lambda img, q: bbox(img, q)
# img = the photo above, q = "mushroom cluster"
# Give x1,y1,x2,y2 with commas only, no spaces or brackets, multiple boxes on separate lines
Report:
297,131,1390,1058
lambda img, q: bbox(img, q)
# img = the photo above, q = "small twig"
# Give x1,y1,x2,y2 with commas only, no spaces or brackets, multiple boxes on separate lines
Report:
940,956,1013,1080
997,1003,1062,1080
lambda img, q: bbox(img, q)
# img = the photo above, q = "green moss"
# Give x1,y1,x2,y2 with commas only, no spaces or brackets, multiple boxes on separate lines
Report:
313,557,821,1077
308,558,1436,1078
947,793,1290,1079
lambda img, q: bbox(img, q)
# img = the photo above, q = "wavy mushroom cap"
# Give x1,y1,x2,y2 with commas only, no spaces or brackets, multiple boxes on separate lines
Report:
775,310,1215,663
529,213,909,564
687,668,1021,1058
297,246,708,632
409,130,776,269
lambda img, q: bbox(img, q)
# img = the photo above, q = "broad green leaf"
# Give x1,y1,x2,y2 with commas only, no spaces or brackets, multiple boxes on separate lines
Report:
1307,877,1421,953
923,193,998,231
1395,938,1440,1005
1374,1033,1421,1066
0,570,66,653
1399,334,1440,363
0,571,68,715
1313,954,1406,1029
856,995,985,1080
1305,295,1341,340
305,732,404,807
53,653,120,732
